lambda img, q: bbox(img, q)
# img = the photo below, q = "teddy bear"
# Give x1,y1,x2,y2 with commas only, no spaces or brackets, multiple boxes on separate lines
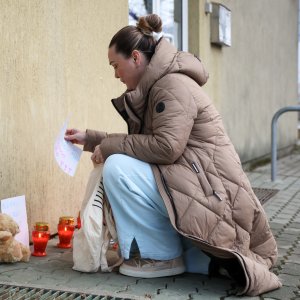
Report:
0,213,31,263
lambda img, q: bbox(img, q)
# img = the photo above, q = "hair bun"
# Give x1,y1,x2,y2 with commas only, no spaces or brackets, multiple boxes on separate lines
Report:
136,14,162,36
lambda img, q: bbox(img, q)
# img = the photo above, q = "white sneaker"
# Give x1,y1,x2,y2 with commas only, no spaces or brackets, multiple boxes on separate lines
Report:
119,256,185,278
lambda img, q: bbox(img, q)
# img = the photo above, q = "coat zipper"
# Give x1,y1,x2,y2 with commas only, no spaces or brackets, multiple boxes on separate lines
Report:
213,190,223,201
190,161,223,201
158,166,180,228
191,162,199,173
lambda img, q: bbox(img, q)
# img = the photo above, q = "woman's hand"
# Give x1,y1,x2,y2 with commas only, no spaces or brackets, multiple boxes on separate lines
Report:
91,145,104,164
64,128,86,145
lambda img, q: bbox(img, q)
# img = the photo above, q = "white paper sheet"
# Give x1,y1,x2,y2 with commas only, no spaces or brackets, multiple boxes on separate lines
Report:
54,121,82,176
0,195,29,247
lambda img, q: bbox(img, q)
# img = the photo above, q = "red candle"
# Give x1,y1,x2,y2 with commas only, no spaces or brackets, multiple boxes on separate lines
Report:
57,216,75,248
76,211,81,229
32,222,50,257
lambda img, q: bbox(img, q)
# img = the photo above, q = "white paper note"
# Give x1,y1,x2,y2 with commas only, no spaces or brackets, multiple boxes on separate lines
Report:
54,121,82,176
0,195,29,247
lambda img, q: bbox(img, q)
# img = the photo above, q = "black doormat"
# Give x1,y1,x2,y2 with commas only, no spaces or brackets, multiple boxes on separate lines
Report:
252,187,279,205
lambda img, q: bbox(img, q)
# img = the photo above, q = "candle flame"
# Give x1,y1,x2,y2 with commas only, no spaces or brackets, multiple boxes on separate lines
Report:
38,233,42,238
64,226,67,231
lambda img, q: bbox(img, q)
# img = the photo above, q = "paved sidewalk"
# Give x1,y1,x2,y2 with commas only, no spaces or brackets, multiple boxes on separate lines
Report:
0,151,299,299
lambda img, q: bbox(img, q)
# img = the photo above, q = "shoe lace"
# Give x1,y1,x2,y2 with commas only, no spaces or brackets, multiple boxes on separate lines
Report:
132,257,158,267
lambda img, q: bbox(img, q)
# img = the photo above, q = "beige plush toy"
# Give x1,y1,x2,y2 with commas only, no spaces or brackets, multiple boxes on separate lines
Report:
0,213,31,263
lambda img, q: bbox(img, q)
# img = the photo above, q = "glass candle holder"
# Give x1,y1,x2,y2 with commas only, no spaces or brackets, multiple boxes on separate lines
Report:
32,222,50,257
57,216,75,249
76,211,81,229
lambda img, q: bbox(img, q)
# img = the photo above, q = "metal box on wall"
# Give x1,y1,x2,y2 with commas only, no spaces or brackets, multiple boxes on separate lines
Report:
210,3,231,47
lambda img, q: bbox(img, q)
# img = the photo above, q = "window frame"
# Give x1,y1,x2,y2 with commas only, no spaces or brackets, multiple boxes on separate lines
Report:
129,0,188,51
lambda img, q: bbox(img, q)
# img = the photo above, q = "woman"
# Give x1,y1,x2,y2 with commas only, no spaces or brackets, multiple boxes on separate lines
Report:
65,14,281,296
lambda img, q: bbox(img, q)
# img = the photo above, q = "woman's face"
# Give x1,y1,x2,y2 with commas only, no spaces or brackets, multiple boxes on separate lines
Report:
108,45,147,91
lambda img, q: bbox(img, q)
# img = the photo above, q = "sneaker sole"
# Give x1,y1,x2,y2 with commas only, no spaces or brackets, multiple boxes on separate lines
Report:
119,265,185,278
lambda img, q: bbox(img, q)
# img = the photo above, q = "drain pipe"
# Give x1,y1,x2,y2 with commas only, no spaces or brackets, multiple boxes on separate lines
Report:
271,105,300,181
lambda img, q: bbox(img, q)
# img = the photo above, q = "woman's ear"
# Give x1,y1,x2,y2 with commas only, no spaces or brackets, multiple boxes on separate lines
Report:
132,50,141,65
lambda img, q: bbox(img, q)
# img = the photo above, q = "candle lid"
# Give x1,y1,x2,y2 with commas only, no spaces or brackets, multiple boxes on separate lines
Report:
35,222,49,231
59,216,74,225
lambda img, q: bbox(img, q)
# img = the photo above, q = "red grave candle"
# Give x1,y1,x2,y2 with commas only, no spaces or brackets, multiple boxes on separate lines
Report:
76,211,81,229
32,222,50,257
57,216,75,248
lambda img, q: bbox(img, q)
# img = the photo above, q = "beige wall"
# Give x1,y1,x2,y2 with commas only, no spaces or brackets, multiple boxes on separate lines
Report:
1,0,298,234
0,1,128,234
189,0,298,163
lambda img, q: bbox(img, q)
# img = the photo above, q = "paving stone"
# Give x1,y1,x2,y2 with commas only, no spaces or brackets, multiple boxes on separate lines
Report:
2,269,40,284
0,263,28,273
294,289,300,297
63,275,111,289
173,275,233,292
276,248,289,258
262,286,298,299
33,275,69,288
276,233,298,242
110,277,173,297
266,212,281,219
276,214,296,221
224,296,259,300
155,285,225,299
269,223,286,230
276,240,294,249
272,231,283,238
293,247,300,255
282,227,300,235
0,276,14,283
285,254,300,264
282,201,300,207
278,273,300,287
289,222,300,229
154,290,196,299
269,219,290,225
279,262,300,276
185,293,223,299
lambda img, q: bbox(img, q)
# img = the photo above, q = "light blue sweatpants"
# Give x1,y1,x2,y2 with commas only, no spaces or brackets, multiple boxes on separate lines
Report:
102,154,210,274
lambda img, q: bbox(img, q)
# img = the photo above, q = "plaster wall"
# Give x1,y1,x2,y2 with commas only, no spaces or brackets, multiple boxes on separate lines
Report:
1,0,298,234
0,0,128,233
189,0,298,162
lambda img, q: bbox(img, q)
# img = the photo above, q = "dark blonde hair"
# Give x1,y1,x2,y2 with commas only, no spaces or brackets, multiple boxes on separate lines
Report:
109,14,162,62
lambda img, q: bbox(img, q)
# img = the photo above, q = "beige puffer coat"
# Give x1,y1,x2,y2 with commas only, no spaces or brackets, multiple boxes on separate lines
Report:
84,38,281,296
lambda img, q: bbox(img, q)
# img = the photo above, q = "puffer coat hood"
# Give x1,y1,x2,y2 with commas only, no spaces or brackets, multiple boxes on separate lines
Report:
84,38,281,296
117,38,209,126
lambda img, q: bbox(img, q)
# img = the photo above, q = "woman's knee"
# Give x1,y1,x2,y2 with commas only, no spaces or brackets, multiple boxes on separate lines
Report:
103,154,125,186
103,154,153,190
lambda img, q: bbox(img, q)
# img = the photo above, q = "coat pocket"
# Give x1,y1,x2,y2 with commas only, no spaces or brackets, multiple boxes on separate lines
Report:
190,161,213,196
190,161,224,203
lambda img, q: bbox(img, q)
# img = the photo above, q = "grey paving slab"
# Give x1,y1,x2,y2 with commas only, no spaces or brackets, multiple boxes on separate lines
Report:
278,273,300,287
280,264,300,277
261,286,298,300
276,248,289,259
285,251,300,264
224,297,260,300
290,222,300,229
293,247,300,255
